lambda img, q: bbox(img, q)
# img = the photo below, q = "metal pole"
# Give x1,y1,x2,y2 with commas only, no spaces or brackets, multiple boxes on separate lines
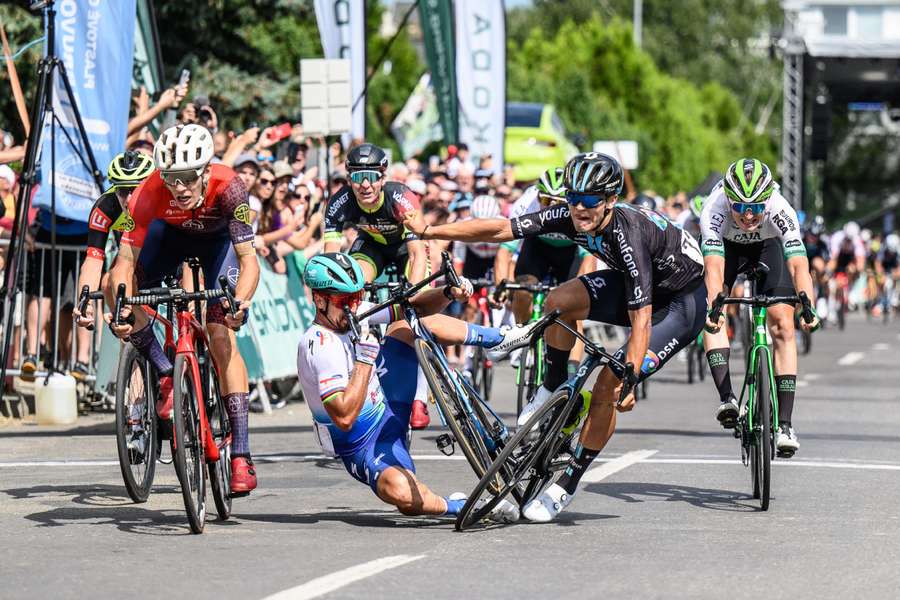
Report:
633,0,642,48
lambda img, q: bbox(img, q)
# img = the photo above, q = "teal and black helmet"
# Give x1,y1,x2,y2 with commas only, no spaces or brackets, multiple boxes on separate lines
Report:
304,253,365,294
723,158,774,204
564,153,623,196
537,167,566,202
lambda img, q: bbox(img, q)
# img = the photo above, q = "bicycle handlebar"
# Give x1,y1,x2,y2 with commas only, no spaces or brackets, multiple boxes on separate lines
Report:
706,290,815,333
112,281,230,329
497,280,554,295
76,285,107,331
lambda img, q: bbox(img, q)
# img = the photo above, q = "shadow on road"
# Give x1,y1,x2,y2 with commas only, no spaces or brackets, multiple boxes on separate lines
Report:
3,483,228,535
236,509,452,529
584,481,760,512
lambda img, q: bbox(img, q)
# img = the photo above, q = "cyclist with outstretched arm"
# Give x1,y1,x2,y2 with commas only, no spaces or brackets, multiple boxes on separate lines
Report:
108,124,260,495
699,159,819,456
404,153,707,522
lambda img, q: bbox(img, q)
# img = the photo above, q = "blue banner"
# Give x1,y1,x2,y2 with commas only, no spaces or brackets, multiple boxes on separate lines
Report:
33,0,137,222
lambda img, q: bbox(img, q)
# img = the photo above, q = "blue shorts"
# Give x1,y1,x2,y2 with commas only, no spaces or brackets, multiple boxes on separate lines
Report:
340,337,418,494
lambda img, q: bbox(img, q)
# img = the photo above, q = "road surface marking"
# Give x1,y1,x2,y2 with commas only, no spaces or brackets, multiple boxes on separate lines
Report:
580,449,658,483
838,352,865,366
261,554,424,600
644,458,900,471
872,343,890,351
797,381,809,388
803,373,821,381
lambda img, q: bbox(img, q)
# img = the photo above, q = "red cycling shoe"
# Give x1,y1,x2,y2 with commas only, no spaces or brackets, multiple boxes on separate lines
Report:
230,456,257,494
410,399,430,430
156,375,174,420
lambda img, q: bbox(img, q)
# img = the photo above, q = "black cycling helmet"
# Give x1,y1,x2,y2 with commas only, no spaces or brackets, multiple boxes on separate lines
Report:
107,150,155,189
631,193,656,211
345,143,388,172
564,152,624,196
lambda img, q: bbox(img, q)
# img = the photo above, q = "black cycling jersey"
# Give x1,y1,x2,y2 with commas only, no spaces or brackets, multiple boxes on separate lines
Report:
803,235,829,262
510,203,704,309
323,182,419,246
880,248,899,271
86,191,132,260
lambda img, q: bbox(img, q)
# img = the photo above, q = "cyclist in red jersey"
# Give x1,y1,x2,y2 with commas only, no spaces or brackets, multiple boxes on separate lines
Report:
108,124,260,495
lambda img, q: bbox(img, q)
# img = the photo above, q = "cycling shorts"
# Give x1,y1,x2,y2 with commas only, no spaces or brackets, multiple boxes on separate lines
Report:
350,236,409,278
340,337,418,494
578,270,706,382
462,253,494,280
722,238,795,297
515,238,582,283
134,221,242,324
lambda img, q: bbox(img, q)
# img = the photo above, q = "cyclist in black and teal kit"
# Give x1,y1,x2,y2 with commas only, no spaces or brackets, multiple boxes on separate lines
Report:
323,143,432,428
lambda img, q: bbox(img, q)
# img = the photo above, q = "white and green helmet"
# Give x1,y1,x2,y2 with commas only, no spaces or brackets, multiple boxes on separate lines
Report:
723,158,774,204
537,167,566,199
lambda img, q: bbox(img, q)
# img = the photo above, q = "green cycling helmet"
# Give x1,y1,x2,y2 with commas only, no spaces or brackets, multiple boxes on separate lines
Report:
723,158,774,204
537,167,566,203
304,252,365,295
107,151,154,189
690,195,705,218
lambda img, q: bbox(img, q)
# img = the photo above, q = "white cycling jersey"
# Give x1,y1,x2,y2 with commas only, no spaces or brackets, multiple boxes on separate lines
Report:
296,302,395,457
827,230,866,260
699,181,806,260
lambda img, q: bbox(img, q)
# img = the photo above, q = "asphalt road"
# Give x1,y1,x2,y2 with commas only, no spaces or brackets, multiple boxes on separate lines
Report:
2,314,900,599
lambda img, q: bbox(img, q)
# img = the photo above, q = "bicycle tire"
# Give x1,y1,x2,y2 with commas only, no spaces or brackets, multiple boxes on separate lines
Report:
456,388,574,531
515,346,533,417
172,354,207,533
114,343,157,503
756,356,772,510
481,352,493,403
687,345,695,384
205,365,232,521
415,340,496,484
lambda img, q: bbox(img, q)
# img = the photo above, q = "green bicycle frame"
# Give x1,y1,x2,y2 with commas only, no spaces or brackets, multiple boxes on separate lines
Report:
738,304,779,432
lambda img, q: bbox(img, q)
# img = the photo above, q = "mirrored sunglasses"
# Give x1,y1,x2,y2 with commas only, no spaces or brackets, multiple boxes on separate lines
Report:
161,169,203,187
349,170,383,185
565,192,608,209
730,201,767,216
330,290,364,310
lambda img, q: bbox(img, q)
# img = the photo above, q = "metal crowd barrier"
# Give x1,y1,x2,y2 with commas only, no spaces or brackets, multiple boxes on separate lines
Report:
0,238,108,416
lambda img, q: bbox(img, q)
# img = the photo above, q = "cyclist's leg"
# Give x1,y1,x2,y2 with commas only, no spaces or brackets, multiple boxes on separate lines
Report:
512,238,549,323
567,248,593,369
349,236,385,284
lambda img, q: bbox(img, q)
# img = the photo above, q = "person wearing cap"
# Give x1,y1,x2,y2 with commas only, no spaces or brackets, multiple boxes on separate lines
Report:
233,153,262,231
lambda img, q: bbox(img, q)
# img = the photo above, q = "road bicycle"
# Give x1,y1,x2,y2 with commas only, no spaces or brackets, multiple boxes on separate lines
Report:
707,263,814,511
464,279,498,404
686,334,706,384
456,315,635,530
111,260,238,533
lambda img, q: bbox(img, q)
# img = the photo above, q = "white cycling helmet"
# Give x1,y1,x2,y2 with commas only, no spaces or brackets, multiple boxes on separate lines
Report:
861,228,872,244
153,124,214,173
843,220,860,239
470,194,501,219
885,233,900,252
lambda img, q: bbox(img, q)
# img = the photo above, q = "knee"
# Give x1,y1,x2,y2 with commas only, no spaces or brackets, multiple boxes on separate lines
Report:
545,290,573,320
768,314,794,342
589,370,619,410
207,326,237,358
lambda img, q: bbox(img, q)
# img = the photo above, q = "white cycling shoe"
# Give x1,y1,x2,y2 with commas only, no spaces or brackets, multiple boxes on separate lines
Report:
522,483,573,523
485,321,544,362
517,385,553,427
448,492,520,523
776,425,800,456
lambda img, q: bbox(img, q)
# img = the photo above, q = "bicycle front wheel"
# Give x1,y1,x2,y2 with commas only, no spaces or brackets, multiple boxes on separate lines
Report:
205,366,232,521
456,388,574,531
415,340,495,483
172,354,207,533
114,343,157,503
750,355,772,511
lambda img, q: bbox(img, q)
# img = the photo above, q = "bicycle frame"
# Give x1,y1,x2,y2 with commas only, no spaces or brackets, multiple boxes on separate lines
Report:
738,304,779,436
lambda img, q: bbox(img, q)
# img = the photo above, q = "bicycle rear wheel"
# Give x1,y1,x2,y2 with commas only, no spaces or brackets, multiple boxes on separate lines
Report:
205,366,232,520
515,346,534,417
456,388,574,531
415,340,495,484
480,350,493,403
172,354,207,533
114,343,157,503
750,355,772,511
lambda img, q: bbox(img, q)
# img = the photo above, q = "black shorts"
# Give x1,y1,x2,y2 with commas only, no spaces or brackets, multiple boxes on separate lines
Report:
350,236,409,278
462,253,494,280
514,238,581,283
25,228,88,305
578,269,706,382
723,239,794,296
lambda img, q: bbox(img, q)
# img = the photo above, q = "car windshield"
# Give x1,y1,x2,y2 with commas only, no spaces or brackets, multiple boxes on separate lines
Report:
506,103,543,128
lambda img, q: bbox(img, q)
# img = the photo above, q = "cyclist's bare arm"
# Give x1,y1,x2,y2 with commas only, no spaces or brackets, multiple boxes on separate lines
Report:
786,255,816,301
414,216,515,244
703,254,726,308
233,240,260,304
406,239,428,284
324,362,374,431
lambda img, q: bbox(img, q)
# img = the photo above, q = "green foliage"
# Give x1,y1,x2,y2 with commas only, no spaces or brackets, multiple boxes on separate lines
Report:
508,16,775,194
0,3,42,143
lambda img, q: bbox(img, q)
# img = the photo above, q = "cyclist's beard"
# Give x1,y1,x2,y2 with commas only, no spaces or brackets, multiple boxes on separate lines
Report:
317,300,350,333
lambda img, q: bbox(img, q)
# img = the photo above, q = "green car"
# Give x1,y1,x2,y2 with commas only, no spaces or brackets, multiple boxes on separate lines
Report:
505,102,580,182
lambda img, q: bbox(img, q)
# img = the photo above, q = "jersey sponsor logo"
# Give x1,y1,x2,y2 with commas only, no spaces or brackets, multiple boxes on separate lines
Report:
326,192,349,219
88,208,112,232
785,239,802,248
641,350,659,374
182,219,205,230
703,239,723,247
585,233,604,253
656,337,680,362
86,247,105,260
583,273,607,296
615,227,640,279
314,330,331,346
227,266,240,286
233,203,252,225
319,374,343,386
772,210,794,235
731,231,761,243
540,205,569,224
709,212,725,234
633,283,644,301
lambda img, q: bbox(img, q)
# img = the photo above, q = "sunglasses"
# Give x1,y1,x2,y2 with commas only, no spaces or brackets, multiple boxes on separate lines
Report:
330,291,364,310
258,178,275,187
294,192,311,200
349,170,383,185
730,201,767,216
566,191,610,209
257,154,275,162
161,169,203,187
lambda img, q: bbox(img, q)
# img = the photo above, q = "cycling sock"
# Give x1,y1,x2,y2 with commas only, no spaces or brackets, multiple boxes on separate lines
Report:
706,348,733,402
225,392,250,456
556,443,601,495
544,346,571,391
464,323,503,348
775,375,796,427
414,366,428,403
442,496,466,516
129,323,173,377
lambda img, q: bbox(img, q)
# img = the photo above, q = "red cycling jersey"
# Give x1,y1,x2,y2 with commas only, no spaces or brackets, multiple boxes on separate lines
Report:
123,163,254,249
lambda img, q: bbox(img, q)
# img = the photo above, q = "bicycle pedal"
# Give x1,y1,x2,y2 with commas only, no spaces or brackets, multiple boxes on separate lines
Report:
732,428,741,439
776,449,795,459
436,434,455,456
228,491,250,499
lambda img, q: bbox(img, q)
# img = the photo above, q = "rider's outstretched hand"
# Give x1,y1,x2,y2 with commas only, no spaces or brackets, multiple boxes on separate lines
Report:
447,276,474,302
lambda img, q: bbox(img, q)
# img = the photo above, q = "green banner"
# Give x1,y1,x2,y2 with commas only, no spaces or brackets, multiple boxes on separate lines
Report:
418,0,458,145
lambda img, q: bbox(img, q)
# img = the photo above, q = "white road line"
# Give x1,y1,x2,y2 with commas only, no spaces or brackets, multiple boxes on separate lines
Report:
803,373,821,381
644,458,900,471
872,343,890,351
838,351,865,366
0,460,119,468
261,555,424,600
580,449,658,483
